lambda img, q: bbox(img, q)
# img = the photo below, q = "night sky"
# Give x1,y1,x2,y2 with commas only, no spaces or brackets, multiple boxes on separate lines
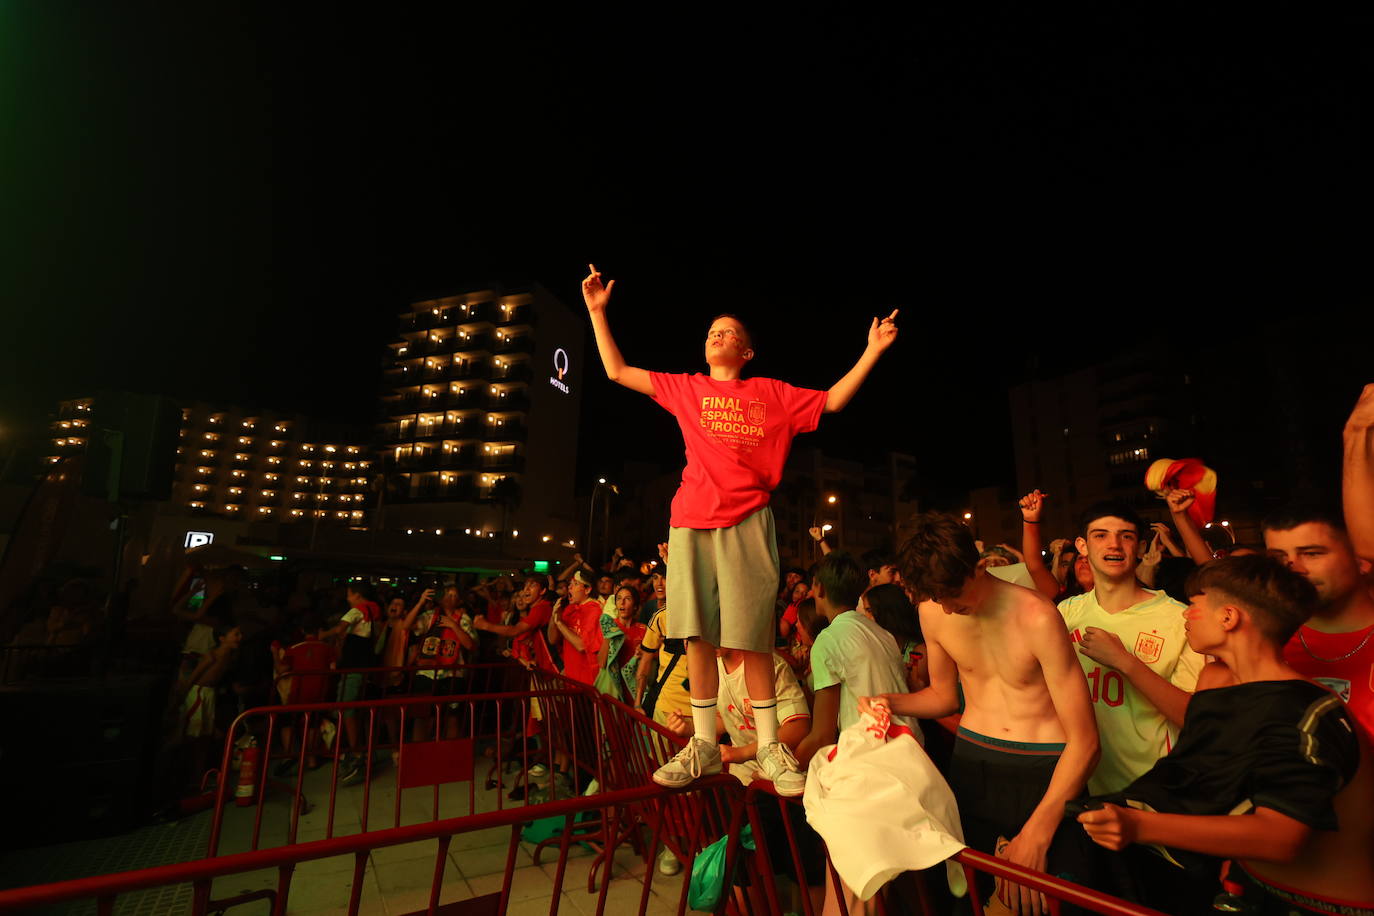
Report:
4,5,1366,503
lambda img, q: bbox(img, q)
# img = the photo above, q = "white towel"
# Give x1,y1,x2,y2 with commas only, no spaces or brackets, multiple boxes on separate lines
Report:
804,712,967,900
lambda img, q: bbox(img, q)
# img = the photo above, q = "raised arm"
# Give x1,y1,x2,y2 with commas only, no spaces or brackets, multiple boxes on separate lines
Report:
1019,489,1060,599
1165,489,1214,566
402,589,434,631
1343,383,1374,562
824,310,899,413
582,265,655,397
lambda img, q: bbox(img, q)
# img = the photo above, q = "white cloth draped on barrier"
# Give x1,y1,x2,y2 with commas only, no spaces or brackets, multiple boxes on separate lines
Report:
803,712,967,900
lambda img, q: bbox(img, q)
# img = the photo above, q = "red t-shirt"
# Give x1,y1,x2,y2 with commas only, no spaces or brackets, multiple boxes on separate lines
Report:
649,372,827,529
282,638,336,704
1283,623,1374,740
557,600,605,687
514,598,553,663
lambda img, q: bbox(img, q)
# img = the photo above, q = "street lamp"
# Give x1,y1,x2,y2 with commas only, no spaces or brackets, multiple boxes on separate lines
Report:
587,479,620,561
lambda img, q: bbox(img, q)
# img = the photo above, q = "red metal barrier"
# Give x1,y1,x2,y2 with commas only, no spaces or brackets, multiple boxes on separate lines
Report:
206,684,601,858
270,660,525,705
737,785,1168,916
0,779,708,916
0,670,1171,916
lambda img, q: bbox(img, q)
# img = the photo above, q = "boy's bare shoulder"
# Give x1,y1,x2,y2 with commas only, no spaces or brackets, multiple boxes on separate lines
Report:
996,579,1065,630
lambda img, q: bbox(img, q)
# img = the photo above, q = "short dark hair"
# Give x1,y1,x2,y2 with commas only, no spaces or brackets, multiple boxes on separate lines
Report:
1184,555,1318,645
1262,502,1347,536
346,581,376,602
522,575,546,593
1078,501,1145,539
813,552,866,609
614,569,641,586
860,548,896,574
709,313,754,349
864,583,921,645
898,512,979,601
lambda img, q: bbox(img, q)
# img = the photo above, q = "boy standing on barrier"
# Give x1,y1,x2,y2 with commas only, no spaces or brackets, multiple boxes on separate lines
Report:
860,511,1099,916
582,263,898,791
1078,555,1374,916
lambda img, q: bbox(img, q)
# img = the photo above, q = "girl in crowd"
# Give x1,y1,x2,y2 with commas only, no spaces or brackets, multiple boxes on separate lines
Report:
599,585,646,699
859,583,927,692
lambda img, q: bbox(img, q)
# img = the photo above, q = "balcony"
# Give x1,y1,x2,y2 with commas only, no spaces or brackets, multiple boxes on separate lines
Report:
481,421,526,442
491,335,533,356
440,448,478,470
481,452,525,472
443,388,484,410
486,392,530,413
494,302,534,327
489,361,533,383
447,361,485,381
450,332,492,355
390,451,440,471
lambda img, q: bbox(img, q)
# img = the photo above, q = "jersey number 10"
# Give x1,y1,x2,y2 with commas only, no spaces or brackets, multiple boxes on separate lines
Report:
1086,667,1125,707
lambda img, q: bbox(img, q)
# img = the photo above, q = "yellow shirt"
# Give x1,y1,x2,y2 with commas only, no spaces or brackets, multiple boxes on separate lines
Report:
1059,588,1204,794
641,606,692,726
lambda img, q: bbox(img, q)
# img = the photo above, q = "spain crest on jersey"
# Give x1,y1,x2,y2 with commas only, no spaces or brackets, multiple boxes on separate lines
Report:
747,400,767,425
1134,632,1164,665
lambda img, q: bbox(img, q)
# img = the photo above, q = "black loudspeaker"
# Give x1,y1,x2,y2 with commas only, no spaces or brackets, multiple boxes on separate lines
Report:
0,675,166,848
82,391,181,500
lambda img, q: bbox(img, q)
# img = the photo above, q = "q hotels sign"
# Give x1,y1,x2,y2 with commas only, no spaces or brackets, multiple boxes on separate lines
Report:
549,348,571,395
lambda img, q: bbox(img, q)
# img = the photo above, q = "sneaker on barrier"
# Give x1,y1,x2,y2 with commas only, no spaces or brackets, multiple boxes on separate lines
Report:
657,848,682,876
652,737,722,788
755,740,806,797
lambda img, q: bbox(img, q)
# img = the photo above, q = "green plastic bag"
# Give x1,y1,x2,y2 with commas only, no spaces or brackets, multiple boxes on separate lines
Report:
687,825,754,911
521,811,594,846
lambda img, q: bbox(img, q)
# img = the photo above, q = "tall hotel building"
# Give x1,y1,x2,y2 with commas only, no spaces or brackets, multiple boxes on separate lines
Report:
49,397,375,528
377,283,585,546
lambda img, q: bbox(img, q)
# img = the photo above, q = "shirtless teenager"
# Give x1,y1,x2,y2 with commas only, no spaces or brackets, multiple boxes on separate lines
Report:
860,512,1099,915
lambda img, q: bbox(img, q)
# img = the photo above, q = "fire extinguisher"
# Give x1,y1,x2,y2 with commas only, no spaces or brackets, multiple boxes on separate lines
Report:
235,737,260,807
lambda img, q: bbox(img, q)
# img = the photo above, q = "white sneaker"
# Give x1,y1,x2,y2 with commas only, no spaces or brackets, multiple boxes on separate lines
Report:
755,740,806,797
651,737,722,788
657,848,682,876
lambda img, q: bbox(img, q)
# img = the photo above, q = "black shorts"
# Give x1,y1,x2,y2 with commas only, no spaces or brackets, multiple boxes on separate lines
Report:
1231,866,1374,916
945,730,1097,892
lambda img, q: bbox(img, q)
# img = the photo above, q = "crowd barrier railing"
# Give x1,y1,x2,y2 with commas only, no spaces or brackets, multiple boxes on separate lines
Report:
206,683,601,859
269,659,526,701
0,778,715,916
737,782,1169,916
2,663,1173,916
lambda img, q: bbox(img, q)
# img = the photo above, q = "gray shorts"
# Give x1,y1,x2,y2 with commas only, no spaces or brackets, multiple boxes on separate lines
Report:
665,506,779,653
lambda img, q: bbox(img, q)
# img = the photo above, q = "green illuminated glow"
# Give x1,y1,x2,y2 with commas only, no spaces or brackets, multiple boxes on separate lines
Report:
533,560,549,573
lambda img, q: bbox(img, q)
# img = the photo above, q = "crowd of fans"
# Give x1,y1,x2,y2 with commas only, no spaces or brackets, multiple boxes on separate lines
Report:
78,380,1367,915
6,264,1369,916
144,371,1358,916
